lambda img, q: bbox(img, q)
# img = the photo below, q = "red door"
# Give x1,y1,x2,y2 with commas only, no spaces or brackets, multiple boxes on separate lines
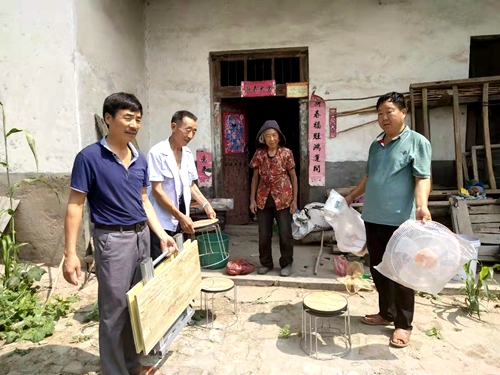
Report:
221,102,250,225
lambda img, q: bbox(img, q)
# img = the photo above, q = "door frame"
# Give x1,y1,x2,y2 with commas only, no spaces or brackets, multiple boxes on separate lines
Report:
209,47,310,208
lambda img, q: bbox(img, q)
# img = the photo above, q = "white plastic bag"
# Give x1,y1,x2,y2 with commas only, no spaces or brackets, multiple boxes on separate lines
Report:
292,203,331,240
374,220,476,294
324,190,367,256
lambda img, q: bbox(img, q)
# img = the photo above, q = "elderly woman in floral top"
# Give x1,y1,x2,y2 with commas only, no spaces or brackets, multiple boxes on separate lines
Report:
250,120,298,277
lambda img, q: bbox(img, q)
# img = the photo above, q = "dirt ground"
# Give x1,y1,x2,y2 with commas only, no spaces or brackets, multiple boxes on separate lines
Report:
1,269,500,375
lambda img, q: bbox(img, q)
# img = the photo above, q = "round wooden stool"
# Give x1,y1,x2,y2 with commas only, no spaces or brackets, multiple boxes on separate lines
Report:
301,292,351,359
199,277,238,329
193,218,229,269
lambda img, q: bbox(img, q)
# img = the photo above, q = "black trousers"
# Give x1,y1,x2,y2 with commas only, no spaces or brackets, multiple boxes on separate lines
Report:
150,195,186,260
365,221,414,330
257,195,294,269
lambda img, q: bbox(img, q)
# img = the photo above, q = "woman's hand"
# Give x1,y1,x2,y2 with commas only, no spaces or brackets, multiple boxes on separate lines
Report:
250,199,257,214
290,199,297,214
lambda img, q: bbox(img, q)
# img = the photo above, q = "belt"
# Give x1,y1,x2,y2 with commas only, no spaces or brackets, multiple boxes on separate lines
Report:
95,222,147,232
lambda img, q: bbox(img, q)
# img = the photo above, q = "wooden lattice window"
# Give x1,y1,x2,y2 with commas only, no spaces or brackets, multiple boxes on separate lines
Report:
212,48,308,97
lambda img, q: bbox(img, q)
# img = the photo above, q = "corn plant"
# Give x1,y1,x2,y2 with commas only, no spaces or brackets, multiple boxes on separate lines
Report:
463,261,500,319
0,100,59,282
0,101,71,344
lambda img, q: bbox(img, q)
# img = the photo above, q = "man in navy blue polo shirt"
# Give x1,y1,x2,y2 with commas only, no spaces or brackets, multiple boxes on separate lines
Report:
345,92,432,349
63,93,175,375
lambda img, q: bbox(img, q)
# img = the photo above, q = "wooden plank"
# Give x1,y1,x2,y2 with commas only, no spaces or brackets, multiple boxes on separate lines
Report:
462,153,470,182
414,94,500,109
422,88,430,140
449,198,460,233
410,88,416,131
429,190,456,200
466,199,500,205
431,191,500,199
482,83,496,189
450,198,474,235
471,144,500,151
410,75,500,90
0,196,20,233
452,86,464,190
477,254,500,262
457,200,474,235
126,239,190,353
210,47,308,61
135,240,202,354
470,214,500,223
473,228,500,234
471,147,479,182
475,233,500,245
472,222,500,229
468,205,500,214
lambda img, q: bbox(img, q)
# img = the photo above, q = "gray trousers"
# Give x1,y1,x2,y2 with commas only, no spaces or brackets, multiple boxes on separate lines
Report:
93,226,150,375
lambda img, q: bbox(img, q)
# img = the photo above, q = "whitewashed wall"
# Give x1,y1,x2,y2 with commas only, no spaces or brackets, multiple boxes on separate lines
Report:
0,0,79,173
0,0,147,174
75,0,148,151
145,0,500,162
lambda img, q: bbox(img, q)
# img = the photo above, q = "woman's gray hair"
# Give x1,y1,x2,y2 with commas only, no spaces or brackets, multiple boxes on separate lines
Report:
258,133,265,144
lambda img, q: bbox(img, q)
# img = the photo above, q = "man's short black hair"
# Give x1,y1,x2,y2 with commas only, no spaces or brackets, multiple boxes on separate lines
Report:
376,92,407,111
103,92,142,127
171,110,198,126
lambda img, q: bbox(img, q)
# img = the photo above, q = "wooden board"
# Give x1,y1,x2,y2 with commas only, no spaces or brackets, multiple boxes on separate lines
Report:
134,240,202,354
452,85,464,190
126,239,190,353
449,198,473,236
410,88,416,130
462,153,470,182
410,75,500,89
200,277,234,293
471,146,479,182
482,83,496,189
0,196,20,233
468,205,500,214
303,292,347,313
475,233,500,245
466,199,500,205
193,218,219,230
470,214,500,224
473,228,500,234
472,222,500,230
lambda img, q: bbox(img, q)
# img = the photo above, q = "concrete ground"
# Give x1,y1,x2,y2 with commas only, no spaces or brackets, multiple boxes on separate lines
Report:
203,224,497,293
1,279,500,375
1,225,500,375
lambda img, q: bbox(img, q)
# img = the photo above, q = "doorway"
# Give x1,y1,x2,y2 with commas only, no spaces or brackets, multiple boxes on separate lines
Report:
210,47,309,225
221,96,301,224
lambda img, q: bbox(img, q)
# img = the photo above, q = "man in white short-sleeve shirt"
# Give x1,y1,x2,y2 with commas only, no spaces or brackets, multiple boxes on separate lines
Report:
147,110,216,259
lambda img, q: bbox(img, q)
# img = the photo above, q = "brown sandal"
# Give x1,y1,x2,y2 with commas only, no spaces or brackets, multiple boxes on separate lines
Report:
390,328,411,348
361,314,394,326
133,365,163,375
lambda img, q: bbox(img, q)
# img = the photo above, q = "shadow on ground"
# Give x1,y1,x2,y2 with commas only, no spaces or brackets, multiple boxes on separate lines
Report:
0,345,100,375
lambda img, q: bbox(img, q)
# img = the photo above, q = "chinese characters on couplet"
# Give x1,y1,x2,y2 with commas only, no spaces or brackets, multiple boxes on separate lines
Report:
329,108,337,138
308,93,326,186
196,150,212,187
241,80,276,97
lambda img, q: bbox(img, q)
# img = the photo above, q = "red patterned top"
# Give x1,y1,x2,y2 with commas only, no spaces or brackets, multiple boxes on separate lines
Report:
250,147,295,211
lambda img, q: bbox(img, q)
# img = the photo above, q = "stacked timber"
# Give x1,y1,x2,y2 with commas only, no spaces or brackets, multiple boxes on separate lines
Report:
468,203,500,245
